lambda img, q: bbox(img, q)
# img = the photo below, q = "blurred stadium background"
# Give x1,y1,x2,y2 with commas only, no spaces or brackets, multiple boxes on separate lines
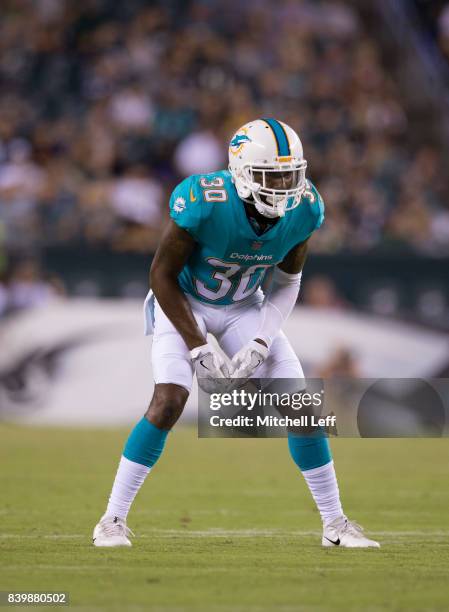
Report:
1,0,449,425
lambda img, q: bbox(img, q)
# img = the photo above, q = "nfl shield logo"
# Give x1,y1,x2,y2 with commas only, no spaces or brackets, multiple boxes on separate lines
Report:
251,241,263,250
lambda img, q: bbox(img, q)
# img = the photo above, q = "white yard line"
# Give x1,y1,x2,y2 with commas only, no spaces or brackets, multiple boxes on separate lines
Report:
1,529,449,539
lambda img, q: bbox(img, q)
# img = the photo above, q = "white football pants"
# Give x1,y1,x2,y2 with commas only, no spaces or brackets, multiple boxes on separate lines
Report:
151,291,304,392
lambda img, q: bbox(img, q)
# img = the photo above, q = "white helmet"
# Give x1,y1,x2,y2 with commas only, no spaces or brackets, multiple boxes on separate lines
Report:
228,118,307,218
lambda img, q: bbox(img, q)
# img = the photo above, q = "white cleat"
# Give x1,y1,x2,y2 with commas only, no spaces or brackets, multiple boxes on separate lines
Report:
322,516,380,548
92,515,134,547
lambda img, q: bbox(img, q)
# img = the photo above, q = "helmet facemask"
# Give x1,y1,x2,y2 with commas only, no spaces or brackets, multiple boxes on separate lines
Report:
234,160,307,218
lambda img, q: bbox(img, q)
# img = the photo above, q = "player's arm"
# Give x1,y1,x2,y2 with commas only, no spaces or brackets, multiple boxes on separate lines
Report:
277,238,309,274
150,220,206,351
231,240,308,378
254,239,308,348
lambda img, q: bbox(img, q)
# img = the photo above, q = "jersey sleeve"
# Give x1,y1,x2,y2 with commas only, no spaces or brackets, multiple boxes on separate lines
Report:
169,176,204,239
302,181,325,239
312,185,325,230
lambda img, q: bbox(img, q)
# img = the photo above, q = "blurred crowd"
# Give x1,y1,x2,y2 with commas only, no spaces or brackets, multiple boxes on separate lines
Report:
1,0,449,277
414,0,449,62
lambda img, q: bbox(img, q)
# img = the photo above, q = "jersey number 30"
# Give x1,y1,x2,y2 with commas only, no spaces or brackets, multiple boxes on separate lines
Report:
194,258,270,302
199,177,228,202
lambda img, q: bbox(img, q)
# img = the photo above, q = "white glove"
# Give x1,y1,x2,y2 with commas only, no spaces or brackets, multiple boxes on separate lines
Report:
190,343,231,393
231,340,269,381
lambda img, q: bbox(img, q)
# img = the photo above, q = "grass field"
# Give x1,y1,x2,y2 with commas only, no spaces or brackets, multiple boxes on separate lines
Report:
1,424,449,611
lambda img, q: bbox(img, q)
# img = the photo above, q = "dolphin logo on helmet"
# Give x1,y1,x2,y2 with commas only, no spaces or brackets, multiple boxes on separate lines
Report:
229,130,252,156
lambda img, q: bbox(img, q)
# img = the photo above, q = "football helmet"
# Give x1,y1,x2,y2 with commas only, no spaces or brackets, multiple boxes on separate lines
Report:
228,118,307,218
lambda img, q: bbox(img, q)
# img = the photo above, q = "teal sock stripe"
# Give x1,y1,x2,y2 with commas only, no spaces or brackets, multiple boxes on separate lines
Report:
262,118,290,156
287,432,332,471
123,417,169,467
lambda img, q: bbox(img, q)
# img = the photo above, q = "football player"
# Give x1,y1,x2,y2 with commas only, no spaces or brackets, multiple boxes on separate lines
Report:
93,119,379,548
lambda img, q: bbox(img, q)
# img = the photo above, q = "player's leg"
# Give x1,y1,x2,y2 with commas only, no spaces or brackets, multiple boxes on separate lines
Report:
96,383,187,536
219,304,379,547
265,336,378,547
93,301,205,547
221,320,344,526
258,335,342,519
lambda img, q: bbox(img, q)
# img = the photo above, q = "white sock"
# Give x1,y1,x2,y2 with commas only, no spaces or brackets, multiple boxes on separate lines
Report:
301,460,344,526
105,456,151,520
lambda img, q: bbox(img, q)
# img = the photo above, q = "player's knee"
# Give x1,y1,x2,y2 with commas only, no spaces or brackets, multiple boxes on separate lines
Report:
145,384,188,429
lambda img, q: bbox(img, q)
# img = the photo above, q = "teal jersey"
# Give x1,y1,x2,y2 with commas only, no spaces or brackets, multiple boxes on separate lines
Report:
169,170,324,306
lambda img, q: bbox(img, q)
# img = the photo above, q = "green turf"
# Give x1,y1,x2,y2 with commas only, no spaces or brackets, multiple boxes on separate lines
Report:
1,424,449,611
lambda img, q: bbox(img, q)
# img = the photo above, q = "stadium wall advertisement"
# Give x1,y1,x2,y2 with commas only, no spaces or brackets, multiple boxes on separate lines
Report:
0,299,448,428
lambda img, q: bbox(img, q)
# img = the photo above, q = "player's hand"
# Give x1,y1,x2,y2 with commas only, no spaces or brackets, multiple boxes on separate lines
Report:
190,343,231,393
230,339,269,381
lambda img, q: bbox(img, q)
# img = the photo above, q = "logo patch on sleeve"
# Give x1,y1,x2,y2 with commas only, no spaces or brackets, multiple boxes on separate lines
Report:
173,196,186,212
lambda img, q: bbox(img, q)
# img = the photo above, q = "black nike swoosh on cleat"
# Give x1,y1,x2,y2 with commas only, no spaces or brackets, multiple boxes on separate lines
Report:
324,536,340,545
199,360,210,371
